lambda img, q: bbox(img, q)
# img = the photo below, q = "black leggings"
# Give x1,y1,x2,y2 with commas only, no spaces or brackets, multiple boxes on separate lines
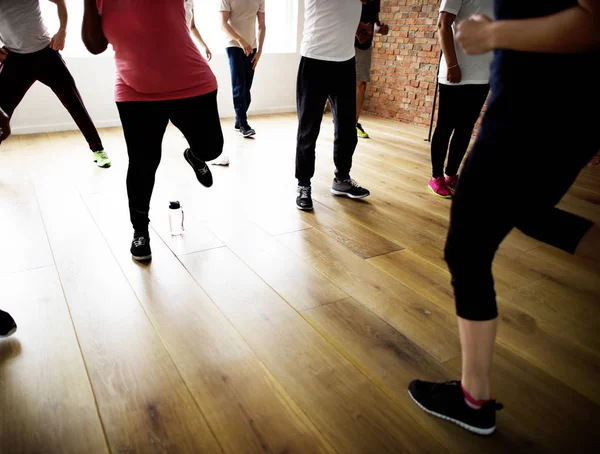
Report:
116,90,223,232
445,137,596,321
296,57,357,185
431,83,489,178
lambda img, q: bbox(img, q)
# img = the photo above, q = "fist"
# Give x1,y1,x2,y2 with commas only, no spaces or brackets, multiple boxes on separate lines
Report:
356,22,374,44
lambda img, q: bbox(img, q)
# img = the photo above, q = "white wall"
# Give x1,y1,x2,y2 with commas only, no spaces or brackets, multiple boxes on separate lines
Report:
10,2,305,136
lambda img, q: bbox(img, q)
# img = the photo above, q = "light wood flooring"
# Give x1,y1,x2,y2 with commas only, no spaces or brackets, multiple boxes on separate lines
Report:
1,114,599,453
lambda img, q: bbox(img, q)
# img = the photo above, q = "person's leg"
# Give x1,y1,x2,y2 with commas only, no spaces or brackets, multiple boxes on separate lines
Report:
445,84,489,178
430,83,456,179
355,47,372,138
35,48,104,153
244,49,257,123
169,90,224,176
295,57,329,187
226,47,248,127
356,80,367,124
116,101,169,234
0,52,36,121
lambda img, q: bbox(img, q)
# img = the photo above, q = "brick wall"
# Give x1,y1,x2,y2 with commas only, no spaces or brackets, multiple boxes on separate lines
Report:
364,0,441,128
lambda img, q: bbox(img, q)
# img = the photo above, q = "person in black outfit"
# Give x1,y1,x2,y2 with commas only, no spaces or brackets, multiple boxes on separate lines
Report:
409,0,600,435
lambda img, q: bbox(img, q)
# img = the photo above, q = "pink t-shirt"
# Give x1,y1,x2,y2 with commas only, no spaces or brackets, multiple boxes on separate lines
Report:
97,0,217,102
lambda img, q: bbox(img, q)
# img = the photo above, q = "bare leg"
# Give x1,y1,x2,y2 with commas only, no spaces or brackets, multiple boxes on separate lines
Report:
459,317,498,401
356,80,367,124
575,224,600,263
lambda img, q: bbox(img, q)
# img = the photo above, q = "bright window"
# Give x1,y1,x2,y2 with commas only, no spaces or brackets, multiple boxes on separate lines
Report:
40,0,298,57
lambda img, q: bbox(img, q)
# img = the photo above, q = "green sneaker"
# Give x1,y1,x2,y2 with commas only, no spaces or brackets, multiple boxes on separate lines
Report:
93,151,112,168
356,123,370,139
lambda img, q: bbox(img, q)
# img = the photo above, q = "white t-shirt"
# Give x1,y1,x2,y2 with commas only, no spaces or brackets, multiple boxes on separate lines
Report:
301,0,362,62
438,0,494,85
185,0,194,29
219,0,264,49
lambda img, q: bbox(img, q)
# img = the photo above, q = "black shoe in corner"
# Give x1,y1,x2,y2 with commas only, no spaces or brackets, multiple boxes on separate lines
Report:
239,124,256,138
296,185,313,211
0,309,17,338
408,380,502,436
131,231,152,262
184,148,213,187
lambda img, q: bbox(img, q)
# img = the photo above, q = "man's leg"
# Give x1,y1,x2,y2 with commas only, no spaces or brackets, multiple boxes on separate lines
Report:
244,49,257,123
356,80,367,124
35,48,104,153
0,52,36,122
116,101,169,234
355,47,373,138
226,47,248,127
295,57,329,187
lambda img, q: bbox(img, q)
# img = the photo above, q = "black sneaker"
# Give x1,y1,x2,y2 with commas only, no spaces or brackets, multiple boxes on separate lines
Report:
234,122,240,131
131,231,152,262
408,380,503,436
184,148,213,188
331,178,370,199
296,185,313,211
239,124,256,138
0,309,17,338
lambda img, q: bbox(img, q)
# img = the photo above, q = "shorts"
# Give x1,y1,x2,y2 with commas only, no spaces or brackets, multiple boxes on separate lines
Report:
355,47,372,82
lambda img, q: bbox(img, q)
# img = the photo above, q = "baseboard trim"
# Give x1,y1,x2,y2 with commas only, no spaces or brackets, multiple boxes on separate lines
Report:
11,106,297,136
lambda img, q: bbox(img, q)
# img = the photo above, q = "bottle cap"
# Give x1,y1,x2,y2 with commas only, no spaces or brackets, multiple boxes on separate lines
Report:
169,201,181,209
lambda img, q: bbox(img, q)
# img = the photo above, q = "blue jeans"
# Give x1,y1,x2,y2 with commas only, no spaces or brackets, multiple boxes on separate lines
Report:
226,46,256,126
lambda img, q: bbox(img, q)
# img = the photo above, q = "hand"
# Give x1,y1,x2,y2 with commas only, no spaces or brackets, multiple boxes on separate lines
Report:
356,22,374,44
0,48,7,64
50,28,67,51
376,23,389,35
204,46,212,61
457,14,495,55
447,64,462,83
0,109,11,143
251,50,262,70
238,38,253,56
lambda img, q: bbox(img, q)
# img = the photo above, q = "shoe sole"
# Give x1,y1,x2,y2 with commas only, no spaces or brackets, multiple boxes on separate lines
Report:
408,390,496,436
427,185,452,199
296,204,314,211
94,160,112,168
331,188,370,199
240,131,256,138
132,254,152,262
0,326,17,338
184,149,213,187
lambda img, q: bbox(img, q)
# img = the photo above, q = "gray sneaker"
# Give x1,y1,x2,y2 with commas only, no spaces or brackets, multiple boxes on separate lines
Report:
331,178,370,199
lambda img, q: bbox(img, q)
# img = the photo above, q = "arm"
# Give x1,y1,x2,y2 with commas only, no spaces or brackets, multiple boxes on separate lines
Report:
438,11,461,83
48,0,68,51
220,11,253,55
252,12,266,69
190,13,212,61
0,108,10,143
457,0,600,55
82,0,108,55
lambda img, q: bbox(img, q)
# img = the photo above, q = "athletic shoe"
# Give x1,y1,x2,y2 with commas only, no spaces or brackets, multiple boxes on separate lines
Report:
296,185,313,211
184,148,213,187
0,309,17,338
408,380,503,436
445,174,459,193
234,123,240,131
131,231,152,262
428,177,452,199
239,124,256,138
331,178,370,199
93,151,112,168
356,123,370,139
210,153,230,166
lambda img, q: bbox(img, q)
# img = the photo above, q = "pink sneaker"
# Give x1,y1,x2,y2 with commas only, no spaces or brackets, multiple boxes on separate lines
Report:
445,174,459,193
428,177,452,199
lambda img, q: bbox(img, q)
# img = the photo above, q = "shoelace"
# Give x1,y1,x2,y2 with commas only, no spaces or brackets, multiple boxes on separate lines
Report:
349,179,363,189
133,236,147,248
299,186,311,199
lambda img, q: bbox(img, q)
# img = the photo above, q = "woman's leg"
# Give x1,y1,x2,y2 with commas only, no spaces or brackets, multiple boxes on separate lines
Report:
116,101,169,233
445,84,489,177
430,84,456,178
169,90,224,163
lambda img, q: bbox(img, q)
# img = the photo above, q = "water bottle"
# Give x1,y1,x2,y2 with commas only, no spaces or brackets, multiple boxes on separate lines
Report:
169,201,184,236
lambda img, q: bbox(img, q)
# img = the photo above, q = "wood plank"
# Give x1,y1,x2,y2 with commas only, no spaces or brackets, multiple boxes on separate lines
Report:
303,298,538,454
84,192,334,454
35,185,222,454
182,247,447,454
276,228,461,363
0,267,109,454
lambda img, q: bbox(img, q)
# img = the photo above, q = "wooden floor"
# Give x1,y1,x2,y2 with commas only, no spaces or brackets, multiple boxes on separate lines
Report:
1,114,599,453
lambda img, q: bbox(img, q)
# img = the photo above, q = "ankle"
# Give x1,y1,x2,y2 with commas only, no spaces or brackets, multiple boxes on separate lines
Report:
461,377,491,402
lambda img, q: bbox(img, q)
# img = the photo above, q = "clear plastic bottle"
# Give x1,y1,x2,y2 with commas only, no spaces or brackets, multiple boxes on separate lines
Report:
169,201,184,236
